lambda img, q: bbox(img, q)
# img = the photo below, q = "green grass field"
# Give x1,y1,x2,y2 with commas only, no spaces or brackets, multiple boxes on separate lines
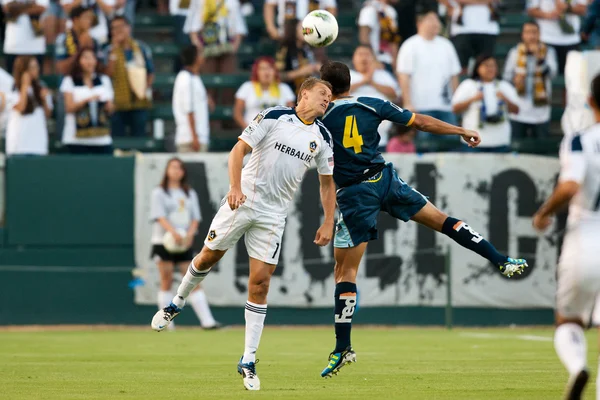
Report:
0,327,596,399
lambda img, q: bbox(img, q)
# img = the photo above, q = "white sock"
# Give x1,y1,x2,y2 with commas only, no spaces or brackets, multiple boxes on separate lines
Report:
188,289,217,328
242,301,267,364
158,290,176,331
173,262,211,308
554,323,587,376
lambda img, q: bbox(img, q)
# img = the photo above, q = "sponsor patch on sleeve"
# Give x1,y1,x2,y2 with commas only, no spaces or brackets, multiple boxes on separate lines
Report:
328,157,334,167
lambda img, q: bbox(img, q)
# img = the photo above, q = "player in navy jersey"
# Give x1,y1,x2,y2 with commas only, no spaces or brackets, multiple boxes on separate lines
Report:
318,61,529,378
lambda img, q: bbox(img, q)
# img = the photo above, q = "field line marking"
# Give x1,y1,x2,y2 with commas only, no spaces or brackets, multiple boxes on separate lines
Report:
460,332,552,342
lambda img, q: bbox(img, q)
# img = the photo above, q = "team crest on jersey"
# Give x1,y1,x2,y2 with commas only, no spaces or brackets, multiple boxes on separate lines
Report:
207,230,217,242
309,140,317,153
252,113,264,124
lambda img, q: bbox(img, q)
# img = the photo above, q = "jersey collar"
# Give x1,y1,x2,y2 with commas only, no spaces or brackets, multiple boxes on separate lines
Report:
294,109,315,125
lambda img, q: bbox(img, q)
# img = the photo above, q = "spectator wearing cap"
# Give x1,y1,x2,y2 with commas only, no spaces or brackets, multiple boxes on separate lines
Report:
358,0,401,72
104,16,154,137
452,55,520,152
527,0,588,74
55,6,102,75
61,0,120,45
2,0,48,74
503,20,558,139
445,0,500,72
397,11,461,144
350,44,400,151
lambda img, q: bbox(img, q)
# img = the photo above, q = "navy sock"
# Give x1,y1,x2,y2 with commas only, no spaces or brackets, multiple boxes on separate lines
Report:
441,217,508,266
334,282,357,353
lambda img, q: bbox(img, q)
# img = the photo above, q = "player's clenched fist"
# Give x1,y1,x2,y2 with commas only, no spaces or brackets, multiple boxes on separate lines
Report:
227,187,247,210
314,221,334,246
461,129,481,147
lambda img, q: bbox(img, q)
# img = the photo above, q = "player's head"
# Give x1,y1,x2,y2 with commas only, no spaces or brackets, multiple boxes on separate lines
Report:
161,157,191,195
521,20,540,45
590,73,600,113
180,45,203,69
416,11,441,38
471,54,498,82
320,61,351,97
297,77,332,117
352,45,376,73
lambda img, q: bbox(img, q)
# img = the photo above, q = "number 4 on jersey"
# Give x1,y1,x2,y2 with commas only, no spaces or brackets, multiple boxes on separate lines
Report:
343,116,364,153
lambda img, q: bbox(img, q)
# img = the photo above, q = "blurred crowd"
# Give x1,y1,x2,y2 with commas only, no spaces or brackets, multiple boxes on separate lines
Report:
0,0,599,156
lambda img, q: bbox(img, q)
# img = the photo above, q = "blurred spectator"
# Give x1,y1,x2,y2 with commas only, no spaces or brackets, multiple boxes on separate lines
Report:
527,0,588,74
169,0,192,72
2,0,48,74
173,46,212,152
397,11,460,144
55,6,102,75
452,55,520,152
503,21,558,139
358,0,401,72
61,0,120,45
350,44,400,150
42,0,66,45
581,0,600,47
5,56,52,156
264,0,337,41
234,56,295,128
386,125,416,153
0,67,14,137
61,48,114,154
445,0,499,72
104,16,153,137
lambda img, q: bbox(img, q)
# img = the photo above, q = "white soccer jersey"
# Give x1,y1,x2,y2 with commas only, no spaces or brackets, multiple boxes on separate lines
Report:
238,106,334,215
559,123,600,230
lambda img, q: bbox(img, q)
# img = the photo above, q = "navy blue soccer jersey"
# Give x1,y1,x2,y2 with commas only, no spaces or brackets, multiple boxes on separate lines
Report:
320,96,415,187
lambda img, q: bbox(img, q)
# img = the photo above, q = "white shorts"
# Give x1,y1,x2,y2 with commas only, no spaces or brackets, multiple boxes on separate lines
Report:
556,231,600,321
204,202,286,265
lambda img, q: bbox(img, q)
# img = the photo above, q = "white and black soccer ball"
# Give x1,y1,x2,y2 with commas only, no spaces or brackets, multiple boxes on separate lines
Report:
302,10,339,48
163,229,189,253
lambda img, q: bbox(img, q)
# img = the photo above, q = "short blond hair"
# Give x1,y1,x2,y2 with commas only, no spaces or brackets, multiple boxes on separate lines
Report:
297,77,333,102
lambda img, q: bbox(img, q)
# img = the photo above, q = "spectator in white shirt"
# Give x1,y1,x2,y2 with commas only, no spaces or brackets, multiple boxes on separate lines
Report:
527,0,588,74
61,48,114,154
445,0,500,72
350,44,400,150
5,56,52,156
0,67,15,138
358,0,401,72
233,56,295,128
61,0,120,45
173,46,213,152
503,21,558,139
2,0,49,74
397,11,461,144
452,55,521,152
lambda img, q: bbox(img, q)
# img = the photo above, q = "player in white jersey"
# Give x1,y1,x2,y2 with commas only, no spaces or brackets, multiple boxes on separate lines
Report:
533,73,600,400
151,77,336,391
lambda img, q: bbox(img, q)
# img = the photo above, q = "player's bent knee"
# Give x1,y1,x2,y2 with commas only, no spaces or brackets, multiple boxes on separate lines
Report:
555,313,584,327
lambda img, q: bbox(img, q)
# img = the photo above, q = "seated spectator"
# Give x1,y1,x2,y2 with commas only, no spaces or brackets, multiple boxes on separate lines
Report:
527,0,588,74
55,6,102,75
5,56,52,156
2,0,48,74
452,55,520,152
582,0,600,48
397,11,460,145
358,0,401,72
61,0,119,45
445,0,499,72
0,67,14,138
104,16,153,137
503,21,558,139
350,44,400,150
60,48,114,154
264,0,337,41
386,125,416,153
233,56,295,128
173,46,212,152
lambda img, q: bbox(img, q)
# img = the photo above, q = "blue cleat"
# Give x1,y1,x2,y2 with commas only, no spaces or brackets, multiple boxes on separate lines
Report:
237,357,260,390
499,258,528,278
321,347,356,378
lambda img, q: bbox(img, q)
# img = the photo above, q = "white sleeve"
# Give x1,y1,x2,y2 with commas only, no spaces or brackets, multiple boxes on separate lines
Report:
451,80,476,105
500,81,521,105
238,109,277,148
503,48,518,82
232,0,248,36
358,6,376,28
175,73,193,113
527,0,541,9
448,40,462,76
184,0,202,33
280,83,296,103
150,188,167,220
320,0,337,8
235,81,251,100
559,135,586,183
60,76,74,93
315,137,334,175
35,0,49,7
396,40,413,74
189,190,202,222
101,75,114,101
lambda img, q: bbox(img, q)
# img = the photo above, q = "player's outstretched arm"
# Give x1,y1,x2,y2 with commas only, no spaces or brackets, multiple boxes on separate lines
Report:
412,113,481,147
314,174,336,247
533,181,580,231
227,139,252,210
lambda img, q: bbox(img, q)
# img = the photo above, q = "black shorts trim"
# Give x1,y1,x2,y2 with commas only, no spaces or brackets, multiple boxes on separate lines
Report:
151,245,194,263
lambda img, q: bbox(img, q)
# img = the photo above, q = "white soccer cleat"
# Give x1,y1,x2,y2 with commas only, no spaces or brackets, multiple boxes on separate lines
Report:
499,258,528,278
151,303,182,332
237,357,260,391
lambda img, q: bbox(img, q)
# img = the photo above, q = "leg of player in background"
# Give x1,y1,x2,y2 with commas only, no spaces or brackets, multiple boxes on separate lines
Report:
554,315,589,400
410,202,527,277
151,246,226,331
237,257,277,391
157,260,176,331
176,262,219,330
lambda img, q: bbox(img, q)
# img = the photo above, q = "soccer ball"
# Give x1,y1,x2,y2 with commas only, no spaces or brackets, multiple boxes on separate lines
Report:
163,229,189,253
302,10,339,48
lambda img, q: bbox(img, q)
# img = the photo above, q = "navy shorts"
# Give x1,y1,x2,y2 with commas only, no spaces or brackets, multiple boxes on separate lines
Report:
334,163,427,248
